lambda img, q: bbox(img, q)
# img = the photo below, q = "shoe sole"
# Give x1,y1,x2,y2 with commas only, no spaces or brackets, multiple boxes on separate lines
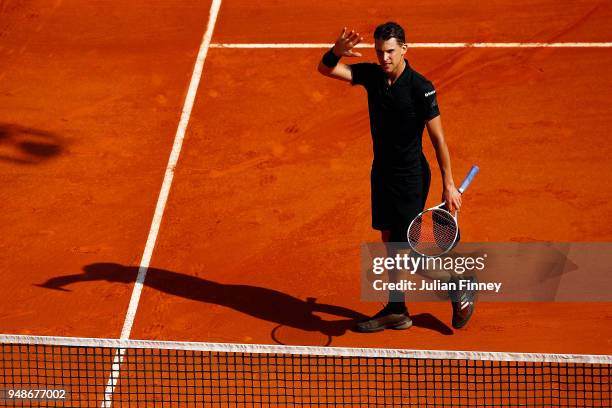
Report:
355,318,413,333
391,319,413,330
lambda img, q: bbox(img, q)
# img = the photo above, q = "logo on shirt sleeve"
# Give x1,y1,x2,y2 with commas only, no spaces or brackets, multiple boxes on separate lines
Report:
424,90,436,97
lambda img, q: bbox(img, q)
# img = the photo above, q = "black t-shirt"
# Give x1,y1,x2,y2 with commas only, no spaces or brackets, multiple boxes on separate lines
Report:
350,60,440,175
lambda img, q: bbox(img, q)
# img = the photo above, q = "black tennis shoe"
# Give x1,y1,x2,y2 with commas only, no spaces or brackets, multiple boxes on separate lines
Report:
450,276,477,329
354,304,412,333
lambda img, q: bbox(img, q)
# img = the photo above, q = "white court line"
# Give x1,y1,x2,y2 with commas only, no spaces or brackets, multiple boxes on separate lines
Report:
100,0,223,406
210,42,612,48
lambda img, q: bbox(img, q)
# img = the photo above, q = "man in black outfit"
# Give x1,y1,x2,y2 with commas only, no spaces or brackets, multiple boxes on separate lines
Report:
317,22,474,332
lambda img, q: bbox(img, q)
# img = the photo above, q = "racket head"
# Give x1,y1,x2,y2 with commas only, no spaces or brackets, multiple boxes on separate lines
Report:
407,206,459,257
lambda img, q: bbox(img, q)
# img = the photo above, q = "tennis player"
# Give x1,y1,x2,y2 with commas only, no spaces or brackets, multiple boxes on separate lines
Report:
317,22,475,332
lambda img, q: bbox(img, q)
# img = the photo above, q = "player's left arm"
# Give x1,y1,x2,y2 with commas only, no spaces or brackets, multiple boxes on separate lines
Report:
426,116,462,212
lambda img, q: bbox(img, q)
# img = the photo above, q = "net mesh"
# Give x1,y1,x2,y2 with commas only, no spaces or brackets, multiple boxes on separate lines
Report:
408,208,458,256
1,335,610,407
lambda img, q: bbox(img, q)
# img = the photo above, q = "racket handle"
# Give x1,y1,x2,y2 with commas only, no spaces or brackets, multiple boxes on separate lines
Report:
458,165,479,194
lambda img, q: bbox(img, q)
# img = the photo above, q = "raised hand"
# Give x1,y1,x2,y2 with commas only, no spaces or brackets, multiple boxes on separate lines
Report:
332,27,363,57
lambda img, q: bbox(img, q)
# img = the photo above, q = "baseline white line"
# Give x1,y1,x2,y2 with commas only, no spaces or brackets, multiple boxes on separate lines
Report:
210,42,612,48
101,0,222,406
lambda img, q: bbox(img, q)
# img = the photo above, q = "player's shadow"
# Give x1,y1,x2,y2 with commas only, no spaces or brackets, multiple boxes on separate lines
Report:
0,123,63,164
36,263,362,339
36,263,453,338
411,313,454,335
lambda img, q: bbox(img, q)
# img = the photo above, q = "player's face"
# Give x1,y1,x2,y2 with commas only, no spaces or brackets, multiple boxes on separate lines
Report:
375,38,407,75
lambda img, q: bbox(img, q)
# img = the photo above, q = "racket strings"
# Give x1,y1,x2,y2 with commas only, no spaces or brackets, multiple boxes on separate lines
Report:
408,209,458,256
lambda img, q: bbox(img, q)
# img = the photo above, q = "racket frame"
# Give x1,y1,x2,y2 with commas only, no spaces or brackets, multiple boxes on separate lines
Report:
407,204,458,257
406,165,479,257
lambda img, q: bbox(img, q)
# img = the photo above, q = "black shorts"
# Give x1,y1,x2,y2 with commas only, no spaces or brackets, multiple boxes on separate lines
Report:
370,157,431,233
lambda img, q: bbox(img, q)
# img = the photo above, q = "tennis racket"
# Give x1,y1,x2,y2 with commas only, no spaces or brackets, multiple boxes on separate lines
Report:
407,165,479,257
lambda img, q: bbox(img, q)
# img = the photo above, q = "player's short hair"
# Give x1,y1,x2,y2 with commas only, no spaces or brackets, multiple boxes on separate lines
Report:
374,22,406,44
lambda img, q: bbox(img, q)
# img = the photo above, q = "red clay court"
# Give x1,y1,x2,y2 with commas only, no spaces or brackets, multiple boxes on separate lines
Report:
0,0,611,406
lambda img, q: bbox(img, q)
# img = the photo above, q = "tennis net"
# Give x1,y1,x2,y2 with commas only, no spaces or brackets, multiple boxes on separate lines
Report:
0,334,610,407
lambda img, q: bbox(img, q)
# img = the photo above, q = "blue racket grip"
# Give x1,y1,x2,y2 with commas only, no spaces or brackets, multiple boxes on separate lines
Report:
458,165,479,194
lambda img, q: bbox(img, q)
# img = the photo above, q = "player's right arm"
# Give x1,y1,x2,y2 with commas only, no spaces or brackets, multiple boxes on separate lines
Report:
317,27,363,83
